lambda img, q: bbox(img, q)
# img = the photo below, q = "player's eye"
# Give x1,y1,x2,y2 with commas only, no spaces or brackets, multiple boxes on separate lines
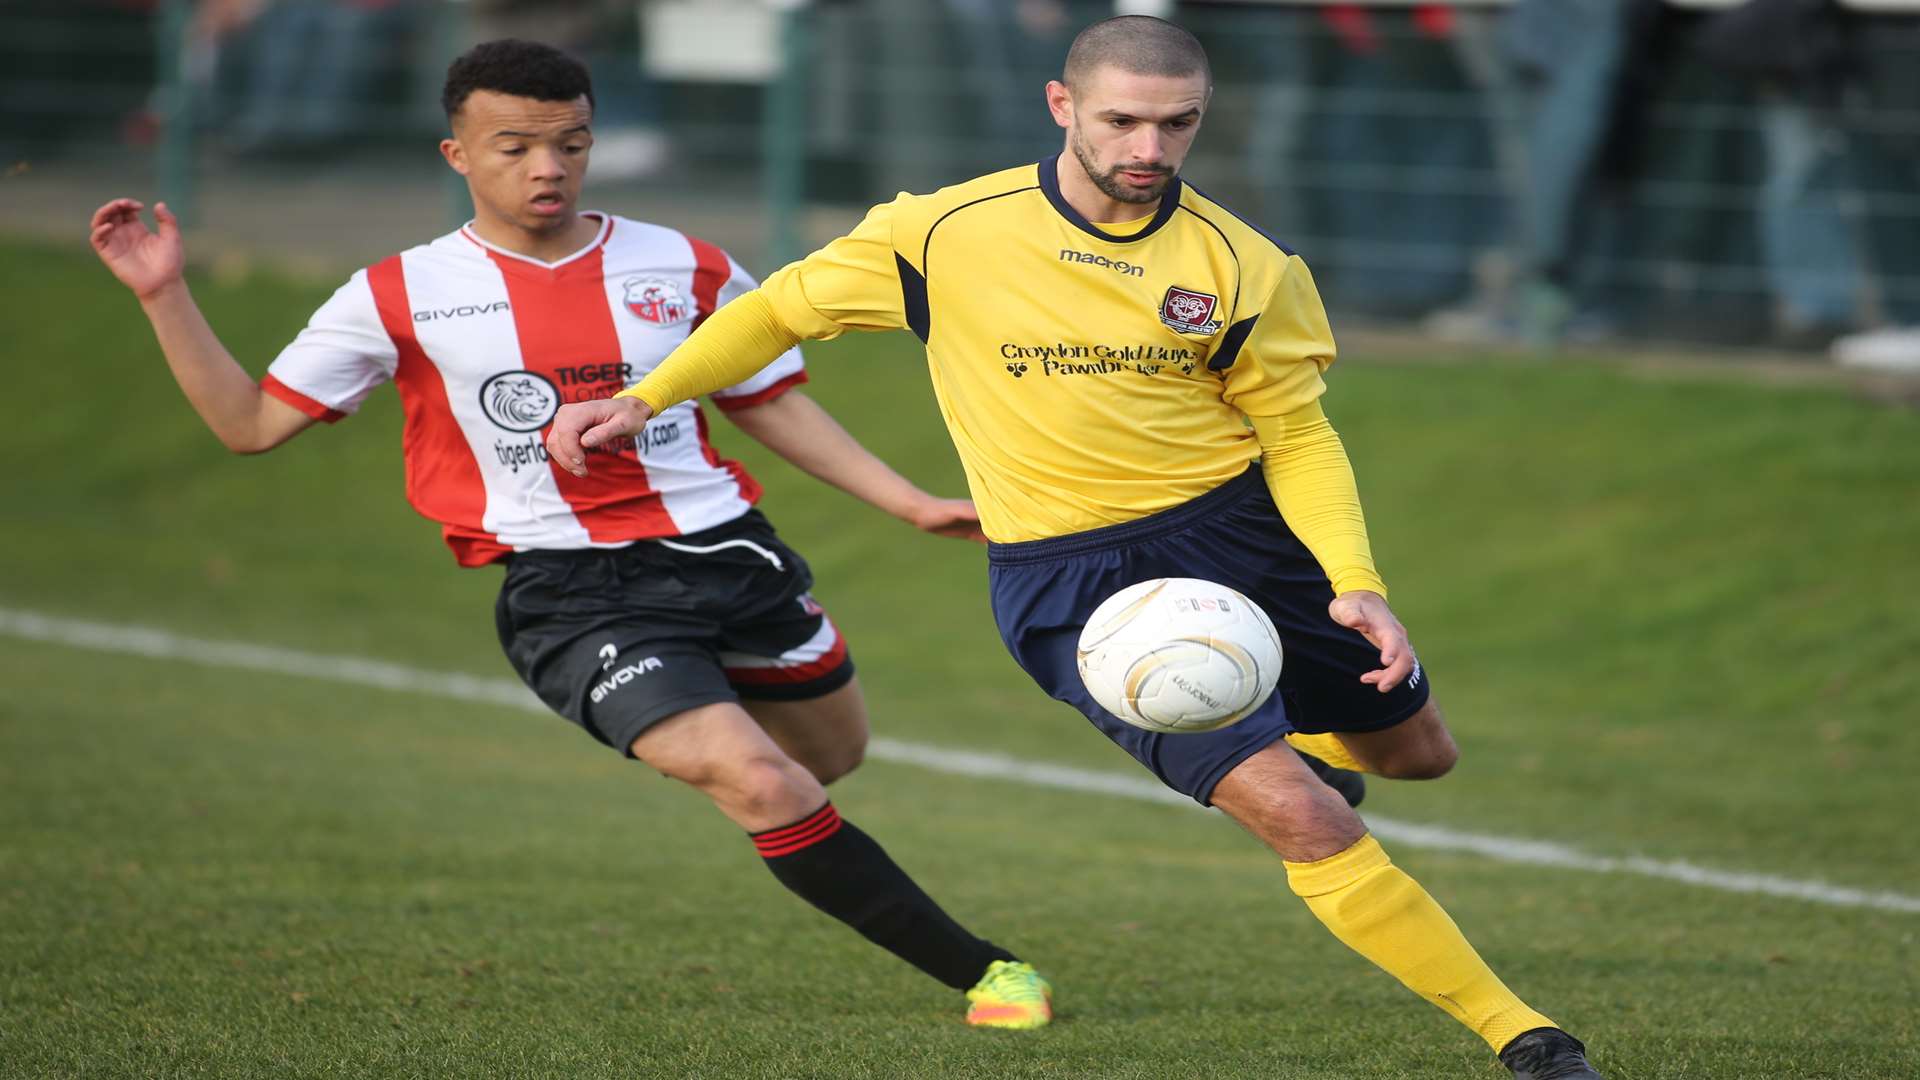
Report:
501,146,525,156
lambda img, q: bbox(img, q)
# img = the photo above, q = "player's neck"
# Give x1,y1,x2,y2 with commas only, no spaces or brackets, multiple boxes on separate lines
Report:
469,211,603,264
1055,153,1158,227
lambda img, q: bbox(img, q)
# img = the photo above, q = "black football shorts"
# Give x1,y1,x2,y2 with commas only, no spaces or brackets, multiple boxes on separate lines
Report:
495,510,856,756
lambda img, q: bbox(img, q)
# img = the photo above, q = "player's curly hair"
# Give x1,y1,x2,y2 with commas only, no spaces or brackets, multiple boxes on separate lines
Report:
441,39,594,118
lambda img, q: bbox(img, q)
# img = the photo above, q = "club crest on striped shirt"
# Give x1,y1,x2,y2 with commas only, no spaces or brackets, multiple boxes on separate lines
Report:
1159,285,1223,336
623,276,692,326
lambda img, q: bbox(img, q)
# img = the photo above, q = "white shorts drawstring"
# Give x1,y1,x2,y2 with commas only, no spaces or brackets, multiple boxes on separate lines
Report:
655,537,786,571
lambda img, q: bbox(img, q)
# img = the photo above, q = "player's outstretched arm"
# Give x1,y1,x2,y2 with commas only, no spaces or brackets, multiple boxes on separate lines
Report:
550,288,805,477
723,389,985,542
89,198,313,454
1247,401,1414,692
1328,590,1416,693
547,396,654,477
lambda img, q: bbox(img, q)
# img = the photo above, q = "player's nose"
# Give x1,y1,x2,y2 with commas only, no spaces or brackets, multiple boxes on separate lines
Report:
527,146,569,179
1129,128,1166,165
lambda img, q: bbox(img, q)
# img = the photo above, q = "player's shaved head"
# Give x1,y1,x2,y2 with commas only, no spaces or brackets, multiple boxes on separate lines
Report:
1063,15,1211,91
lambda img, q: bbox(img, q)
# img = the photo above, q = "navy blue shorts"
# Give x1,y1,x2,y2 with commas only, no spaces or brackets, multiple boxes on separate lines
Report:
988,464,1431,806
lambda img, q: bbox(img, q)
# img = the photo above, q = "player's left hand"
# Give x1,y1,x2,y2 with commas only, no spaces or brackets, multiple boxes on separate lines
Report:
907,497,986,543
1329,590,1415,693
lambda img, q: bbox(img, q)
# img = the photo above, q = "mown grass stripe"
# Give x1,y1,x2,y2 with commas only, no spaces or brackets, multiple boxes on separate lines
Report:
6,605,1916,915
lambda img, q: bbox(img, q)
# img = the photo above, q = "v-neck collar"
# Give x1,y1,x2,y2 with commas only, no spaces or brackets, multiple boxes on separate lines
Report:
1037,154,1181,244
460,212,613,269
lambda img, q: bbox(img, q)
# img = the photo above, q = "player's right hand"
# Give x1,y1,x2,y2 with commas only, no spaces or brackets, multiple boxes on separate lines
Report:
547,396,654,477
89,198,185,300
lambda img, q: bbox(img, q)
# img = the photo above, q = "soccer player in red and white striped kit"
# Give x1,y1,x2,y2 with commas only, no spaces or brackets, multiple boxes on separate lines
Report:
88,38,1054,1029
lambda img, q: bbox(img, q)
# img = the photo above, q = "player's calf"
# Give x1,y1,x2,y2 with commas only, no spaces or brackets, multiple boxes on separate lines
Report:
744,679,872,787
1338,699,1459,780
629,702,829,830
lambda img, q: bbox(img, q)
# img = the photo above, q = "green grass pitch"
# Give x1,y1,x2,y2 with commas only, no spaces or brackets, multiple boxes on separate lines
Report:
2,240,1916,1078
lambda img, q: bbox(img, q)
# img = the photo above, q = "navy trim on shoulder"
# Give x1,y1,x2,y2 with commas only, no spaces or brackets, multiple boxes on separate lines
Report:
1210,314,1259,371
1173,205,1243,326
895,253,930,344
1037,155,1182,245
916,181,1039,345
1179,179,1296,257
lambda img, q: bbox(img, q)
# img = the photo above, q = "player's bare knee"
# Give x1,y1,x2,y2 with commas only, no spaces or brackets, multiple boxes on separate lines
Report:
1211,747,1368,861
718,755,824,822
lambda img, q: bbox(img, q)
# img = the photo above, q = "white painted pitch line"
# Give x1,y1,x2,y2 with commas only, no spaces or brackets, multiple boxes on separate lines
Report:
5,606,1917,916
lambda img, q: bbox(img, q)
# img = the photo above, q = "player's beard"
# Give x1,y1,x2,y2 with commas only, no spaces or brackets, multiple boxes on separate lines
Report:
1069,126,1173,205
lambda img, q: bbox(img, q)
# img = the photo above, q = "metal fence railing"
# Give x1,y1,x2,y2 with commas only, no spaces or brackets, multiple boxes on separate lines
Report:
4,0,1918,351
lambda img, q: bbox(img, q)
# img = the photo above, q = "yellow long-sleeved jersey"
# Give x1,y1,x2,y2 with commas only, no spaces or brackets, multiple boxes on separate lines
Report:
622,157,1387,597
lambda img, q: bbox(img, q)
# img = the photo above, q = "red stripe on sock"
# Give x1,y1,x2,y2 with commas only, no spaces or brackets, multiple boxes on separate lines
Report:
751,806,843,857
755,818,843,858
751,804,837,845
753,811,842,855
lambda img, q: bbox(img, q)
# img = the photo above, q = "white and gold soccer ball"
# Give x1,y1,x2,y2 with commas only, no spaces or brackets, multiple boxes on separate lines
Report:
1075,577,1283,734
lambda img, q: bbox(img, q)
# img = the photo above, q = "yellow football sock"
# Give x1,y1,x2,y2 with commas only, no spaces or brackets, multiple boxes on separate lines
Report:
1286,834,1557,1052
1284,731,1368,774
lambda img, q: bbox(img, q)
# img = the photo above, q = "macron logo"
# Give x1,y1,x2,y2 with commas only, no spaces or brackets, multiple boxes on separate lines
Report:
1059,249,1145,277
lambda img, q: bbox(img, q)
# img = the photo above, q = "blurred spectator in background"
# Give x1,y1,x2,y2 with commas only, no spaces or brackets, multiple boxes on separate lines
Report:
192,0,432,155
179,0,665,177
1829,12,1920,371
1426,0,1674,347
1696,0,1867,349
0,0,158,155
467,0,668,180
1426,0,1887,352
1207,3,1495,319
875,0,1093,195
948,0,1080,167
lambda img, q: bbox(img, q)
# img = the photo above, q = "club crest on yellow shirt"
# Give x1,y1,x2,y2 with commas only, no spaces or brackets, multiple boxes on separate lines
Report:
1159,286,1223,336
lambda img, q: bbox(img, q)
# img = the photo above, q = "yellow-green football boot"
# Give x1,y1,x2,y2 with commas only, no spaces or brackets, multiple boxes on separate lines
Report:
965,959,1053,1029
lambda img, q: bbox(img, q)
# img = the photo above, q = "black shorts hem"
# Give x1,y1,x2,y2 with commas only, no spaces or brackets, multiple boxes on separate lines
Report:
731,659,856,702
607,688,742,757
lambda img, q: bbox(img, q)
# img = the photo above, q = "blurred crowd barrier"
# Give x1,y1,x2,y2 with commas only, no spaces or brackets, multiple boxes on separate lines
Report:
5,0,1919,359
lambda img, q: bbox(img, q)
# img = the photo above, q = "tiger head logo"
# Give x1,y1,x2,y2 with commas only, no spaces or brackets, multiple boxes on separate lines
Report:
478,371,560,432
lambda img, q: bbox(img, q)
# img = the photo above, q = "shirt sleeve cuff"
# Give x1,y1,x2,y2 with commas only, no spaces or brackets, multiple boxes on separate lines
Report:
261,374,347,423
1328,572,1388,600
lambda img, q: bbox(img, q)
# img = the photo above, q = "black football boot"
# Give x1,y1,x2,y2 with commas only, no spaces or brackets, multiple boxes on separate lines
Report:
1499,1028,1604,1079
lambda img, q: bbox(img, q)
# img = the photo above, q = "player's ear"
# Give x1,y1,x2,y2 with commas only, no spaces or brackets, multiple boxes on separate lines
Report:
439,136,469,176
1045,80,1073,129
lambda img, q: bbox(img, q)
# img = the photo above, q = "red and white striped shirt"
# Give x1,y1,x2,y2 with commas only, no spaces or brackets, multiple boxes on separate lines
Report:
262,213,805,566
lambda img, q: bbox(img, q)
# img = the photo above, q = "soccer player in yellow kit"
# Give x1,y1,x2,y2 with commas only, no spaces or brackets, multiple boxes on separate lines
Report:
548,16,1604,1077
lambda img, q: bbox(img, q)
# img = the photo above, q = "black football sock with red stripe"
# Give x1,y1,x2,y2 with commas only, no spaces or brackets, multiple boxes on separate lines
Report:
751,802,1015,989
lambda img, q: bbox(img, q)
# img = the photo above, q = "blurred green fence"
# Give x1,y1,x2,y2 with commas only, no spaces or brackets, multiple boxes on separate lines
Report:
4,0,1919,350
